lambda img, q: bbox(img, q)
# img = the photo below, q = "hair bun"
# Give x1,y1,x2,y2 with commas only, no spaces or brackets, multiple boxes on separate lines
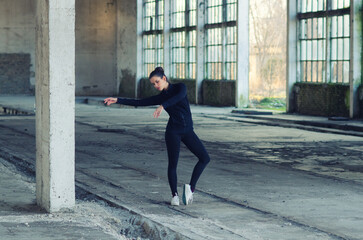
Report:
149,66,167,79
155,66,164,73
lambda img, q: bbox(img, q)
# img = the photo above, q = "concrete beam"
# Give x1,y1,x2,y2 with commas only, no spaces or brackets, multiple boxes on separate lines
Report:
236,0,249,107
286,0,298,113
349,0,362,118
35,0,75,212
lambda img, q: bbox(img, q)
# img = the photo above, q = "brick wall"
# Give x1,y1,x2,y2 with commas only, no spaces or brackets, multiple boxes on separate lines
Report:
0,54,31,94
294,82,350,117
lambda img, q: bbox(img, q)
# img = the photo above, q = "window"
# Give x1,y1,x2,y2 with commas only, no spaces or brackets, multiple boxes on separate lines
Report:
170,0,197,79
297,0,350,83
141,0,239,81
205,0,237,80
142,0,164,77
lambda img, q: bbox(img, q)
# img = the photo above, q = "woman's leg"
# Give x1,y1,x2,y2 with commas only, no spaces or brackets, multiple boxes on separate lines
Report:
181,130,210,192
165,131,181,196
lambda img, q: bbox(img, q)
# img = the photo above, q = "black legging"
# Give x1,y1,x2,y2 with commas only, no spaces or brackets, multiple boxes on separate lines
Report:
165,130,210,196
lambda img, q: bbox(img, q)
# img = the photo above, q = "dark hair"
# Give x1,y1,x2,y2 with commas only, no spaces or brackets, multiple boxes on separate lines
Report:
149,67,169,82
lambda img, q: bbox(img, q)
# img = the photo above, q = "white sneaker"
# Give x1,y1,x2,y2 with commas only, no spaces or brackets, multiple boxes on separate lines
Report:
171,195,180,206
183,184,193,205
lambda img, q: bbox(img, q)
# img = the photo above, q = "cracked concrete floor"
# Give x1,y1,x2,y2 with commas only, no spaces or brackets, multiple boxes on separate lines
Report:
0,104,362,239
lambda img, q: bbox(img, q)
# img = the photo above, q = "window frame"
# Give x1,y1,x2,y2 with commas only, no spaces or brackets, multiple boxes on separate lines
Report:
142,0,164,77
205,0,237,81
297,0,351,84
169,0,197,80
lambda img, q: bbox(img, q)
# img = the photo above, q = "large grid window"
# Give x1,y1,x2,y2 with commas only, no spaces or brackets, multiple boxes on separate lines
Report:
170,0,197,79
297,0,350,83
143,0,164,77
205,0,237,80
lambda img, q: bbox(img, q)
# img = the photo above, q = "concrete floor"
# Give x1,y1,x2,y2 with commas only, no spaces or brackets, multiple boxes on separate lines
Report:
0,101,362,239
0,157,131,240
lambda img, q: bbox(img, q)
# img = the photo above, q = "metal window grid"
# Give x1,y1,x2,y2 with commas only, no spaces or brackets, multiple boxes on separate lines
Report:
297,0,350,84
205,0,237,80
142,0,164,77
170,0,197,79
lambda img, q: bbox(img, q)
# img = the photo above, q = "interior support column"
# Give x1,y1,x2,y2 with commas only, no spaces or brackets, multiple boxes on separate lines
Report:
35,0,76,212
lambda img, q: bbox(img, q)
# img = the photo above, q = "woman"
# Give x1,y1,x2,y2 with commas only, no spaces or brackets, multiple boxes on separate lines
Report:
104,67,210,206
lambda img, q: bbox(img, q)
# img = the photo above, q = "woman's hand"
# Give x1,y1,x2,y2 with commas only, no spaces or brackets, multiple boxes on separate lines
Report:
104,97,117,106
153,105,164,118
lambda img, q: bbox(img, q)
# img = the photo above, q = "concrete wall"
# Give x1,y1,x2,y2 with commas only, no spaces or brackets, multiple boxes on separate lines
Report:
75,0,117,96
117,0,137,98
0,0,35,93
0,0,137,97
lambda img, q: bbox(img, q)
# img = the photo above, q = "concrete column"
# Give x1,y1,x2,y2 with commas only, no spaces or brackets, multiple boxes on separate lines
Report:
136,0,143,97
236,0,249,107
35,0,75,212
196,0,205,104
163,0,171,74
286,0,298,113
349,0,362,118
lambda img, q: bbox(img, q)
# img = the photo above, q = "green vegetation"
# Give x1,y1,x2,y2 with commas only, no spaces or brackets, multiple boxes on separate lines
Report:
250,97,286,111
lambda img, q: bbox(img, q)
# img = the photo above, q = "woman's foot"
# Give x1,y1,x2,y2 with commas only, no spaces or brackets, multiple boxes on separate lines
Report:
171,194,180,206
183,184,193,205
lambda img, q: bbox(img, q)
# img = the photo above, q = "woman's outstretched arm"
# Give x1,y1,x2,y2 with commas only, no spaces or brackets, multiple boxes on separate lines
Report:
104,94,163,107
104,95,165,118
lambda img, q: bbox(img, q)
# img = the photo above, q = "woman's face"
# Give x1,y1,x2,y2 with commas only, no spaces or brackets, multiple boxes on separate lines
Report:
150,75,168,91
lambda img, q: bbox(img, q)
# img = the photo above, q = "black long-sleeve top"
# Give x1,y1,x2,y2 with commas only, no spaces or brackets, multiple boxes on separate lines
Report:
116,83,193,133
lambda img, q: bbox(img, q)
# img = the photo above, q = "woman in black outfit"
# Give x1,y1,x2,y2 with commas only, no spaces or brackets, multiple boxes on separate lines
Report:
104,67,210,206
